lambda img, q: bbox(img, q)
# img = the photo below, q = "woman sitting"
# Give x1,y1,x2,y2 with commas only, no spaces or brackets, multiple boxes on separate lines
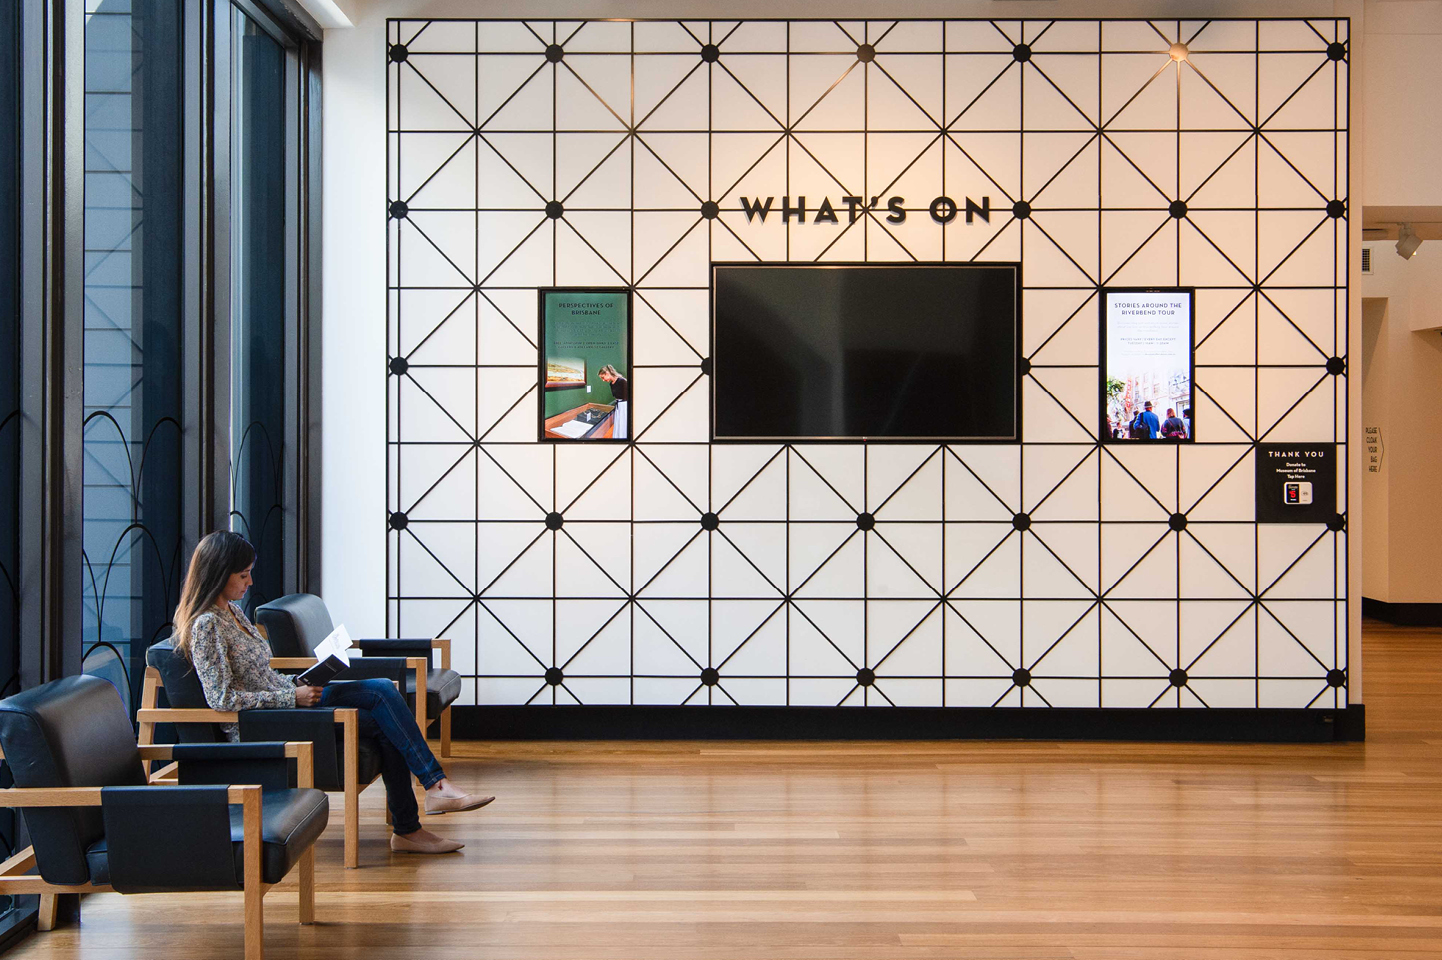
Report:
173,531,491,854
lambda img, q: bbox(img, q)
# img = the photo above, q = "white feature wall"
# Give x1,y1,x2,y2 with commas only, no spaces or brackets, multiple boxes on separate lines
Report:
383,18,1350,711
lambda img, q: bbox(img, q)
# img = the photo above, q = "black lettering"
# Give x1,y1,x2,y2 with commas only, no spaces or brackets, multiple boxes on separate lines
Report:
814,197,839,224
738,196,773,222
965,196,990,224
930,196,957,224
843,196,864,222
781,196,807,224
886,196,906,224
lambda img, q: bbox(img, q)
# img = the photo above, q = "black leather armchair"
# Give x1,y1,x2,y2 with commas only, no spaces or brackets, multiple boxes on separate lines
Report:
256,593,461,757
140,641,384,869
0,675,326,960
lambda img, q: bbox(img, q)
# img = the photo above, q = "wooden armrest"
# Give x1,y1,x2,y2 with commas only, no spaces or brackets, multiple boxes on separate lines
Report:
433,638,451,671
270,657,319,669
136,708,239,723
0,784,259,807
135,741,313,787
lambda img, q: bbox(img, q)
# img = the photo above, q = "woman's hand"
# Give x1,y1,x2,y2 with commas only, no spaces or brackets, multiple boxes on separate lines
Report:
295,685,324,707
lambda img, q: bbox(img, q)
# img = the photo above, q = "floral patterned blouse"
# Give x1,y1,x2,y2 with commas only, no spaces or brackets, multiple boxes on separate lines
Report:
189,601,296,740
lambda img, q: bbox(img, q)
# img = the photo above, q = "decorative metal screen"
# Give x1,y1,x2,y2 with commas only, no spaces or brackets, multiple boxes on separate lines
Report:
386,18,1350,711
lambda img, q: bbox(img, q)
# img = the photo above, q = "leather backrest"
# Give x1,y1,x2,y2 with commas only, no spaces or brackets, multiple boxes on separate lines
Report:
254,594,334,658
145,642,225,743
0,676,147,885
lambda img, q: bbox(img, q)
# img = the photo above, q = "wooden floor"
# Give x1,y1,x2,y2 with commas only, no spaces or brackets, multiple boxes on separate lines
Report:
15,621,1442,959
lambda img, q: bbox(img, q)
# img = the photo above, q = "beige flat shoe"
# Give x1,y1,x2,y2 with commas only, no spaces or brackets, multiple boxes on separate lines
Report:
424,792,496,815
390,831,465,854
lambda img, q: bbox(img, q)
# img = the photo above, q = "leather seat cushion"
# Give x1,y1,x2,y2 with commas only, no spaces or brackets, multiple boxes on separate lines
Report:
85,788,328,887
405,668,461,719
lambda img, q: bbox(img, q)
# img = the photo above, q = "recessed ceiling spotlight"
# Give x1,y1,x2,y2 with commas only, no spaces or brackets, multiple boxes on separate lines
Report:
1397,222,1423,260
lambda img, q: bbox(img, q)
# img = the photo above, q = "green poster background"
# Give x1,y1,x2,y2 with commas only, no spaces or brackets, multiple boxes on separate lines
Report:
541,290,630,420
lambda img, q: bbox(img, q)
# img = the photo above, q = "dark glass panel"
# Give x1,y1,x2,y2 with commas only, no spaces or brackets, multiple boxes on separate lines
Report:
230,9,288,614
82,0,185,709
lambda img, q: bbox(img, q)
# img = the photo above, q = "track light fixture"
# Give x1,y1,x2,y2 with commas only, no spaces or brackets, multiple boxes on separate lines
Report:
1397,222,1423,260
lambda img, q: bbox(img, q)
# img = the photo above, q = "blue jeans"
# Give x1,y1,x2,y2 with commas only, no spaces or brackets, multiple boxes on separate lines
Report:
320,678,445,835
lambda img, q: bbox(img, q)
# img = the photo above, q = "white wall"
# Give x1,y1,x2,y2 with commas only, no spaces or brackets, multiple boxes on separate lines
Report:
1360,244,1442,604
1361,2,1442,207
323,1,1365,705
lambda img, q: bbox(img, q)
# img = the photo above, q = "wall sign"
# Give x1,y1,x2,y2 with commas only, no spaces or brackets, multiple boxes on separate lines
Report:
1365,426,1383,473
1099,288,1195,443
1255,443,1337,524
538,288,632,442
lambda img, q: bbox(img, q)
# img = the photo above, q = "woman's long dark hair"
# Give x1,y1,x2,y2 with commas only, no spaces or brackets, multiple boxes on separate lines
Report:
173,531,255,658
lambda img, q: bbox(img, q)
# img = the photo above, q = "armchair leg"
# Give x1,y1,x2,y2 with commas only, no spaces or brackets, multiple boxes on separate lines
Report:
440,705,451,759
242,787,264,960
299,847,315,925
37,894,56,932
341,709,360,869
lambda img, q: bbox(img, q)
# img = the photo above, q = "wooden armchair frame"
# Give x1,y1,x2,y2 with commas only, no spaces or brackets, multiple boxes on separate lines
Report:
138,667,376,869
0,741,315,960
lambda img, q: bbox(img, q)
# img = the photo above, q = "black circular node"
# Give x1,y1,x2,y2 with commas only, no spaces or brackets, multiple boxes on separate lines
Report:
857,667,876,687
701,43,721,63
856,44,876,63
388,511,408,531
545,667,564,686
700,667,720,686
700,511,720,531
545,200,565,220
699,356,713,376
389,43,408,63
1326,356,1346,376
545,511,564,531
389,356,409,376
388,200,409,219
1169,512,1188,532
545,43,564,63
1012,200,1031,220
856,512,876,532
1326,667,1347,687
1169,199,1189,219
1326,41,1347,62
1327,199,1347,219
1018,356,1032,376
1012,43,1031,63
700,200,720,220
1012,667,1031,687
1328,513,1347,533
1169,667,1188,688
1012,512,1031,532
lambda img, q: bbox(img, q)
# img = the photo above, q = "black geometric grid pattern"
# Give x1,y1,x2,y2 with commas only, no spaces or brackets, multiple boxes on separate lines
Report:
386,18,1350,711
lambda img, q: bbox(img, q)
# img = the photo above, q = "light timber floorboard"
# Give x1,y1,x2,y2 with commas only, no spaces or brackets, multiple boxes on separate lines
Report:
9,620,1441,959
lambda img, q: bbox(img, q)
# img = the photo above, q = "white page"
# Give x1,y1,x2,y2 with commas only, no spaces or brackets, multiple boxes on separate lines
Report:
552,420,593,439
313,623,354,664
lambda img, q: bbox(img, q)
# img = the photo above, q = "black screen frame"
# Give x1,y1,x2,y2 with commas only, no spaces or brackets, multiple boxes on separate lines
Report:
709,261,1023,444
1095,283,1199,443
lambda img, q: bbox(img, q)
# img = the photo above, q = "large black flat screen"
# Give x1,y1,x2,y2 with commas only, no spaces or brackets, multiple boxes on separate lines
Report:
711,263,1020,441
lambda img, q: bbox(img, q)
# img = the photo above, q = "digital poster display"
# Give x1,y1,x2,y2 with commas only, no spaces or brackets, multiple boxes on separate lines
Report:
538,288,632,442
1100,288,1195,443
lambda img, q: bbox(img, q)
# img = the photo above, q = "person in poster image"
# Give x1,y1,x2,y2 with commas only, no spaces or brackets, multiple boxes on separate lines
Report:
1139,400,1161,439
599,364,629,439
1162,407,1188,440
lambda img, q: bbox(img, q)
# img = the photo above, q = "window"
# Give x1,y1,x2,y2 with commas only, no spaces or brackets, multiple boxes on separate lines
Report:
81,0,186,709
230,6,295,613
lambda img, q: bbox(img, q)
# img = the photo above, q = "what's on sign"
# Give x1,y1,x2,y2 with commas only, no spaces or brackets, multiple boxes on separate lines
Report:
1255,443,1337,524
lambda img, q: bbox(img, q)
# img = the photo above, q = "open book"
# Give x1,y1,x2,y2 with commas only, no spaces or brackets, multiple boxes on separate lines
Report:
292,623,354,687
